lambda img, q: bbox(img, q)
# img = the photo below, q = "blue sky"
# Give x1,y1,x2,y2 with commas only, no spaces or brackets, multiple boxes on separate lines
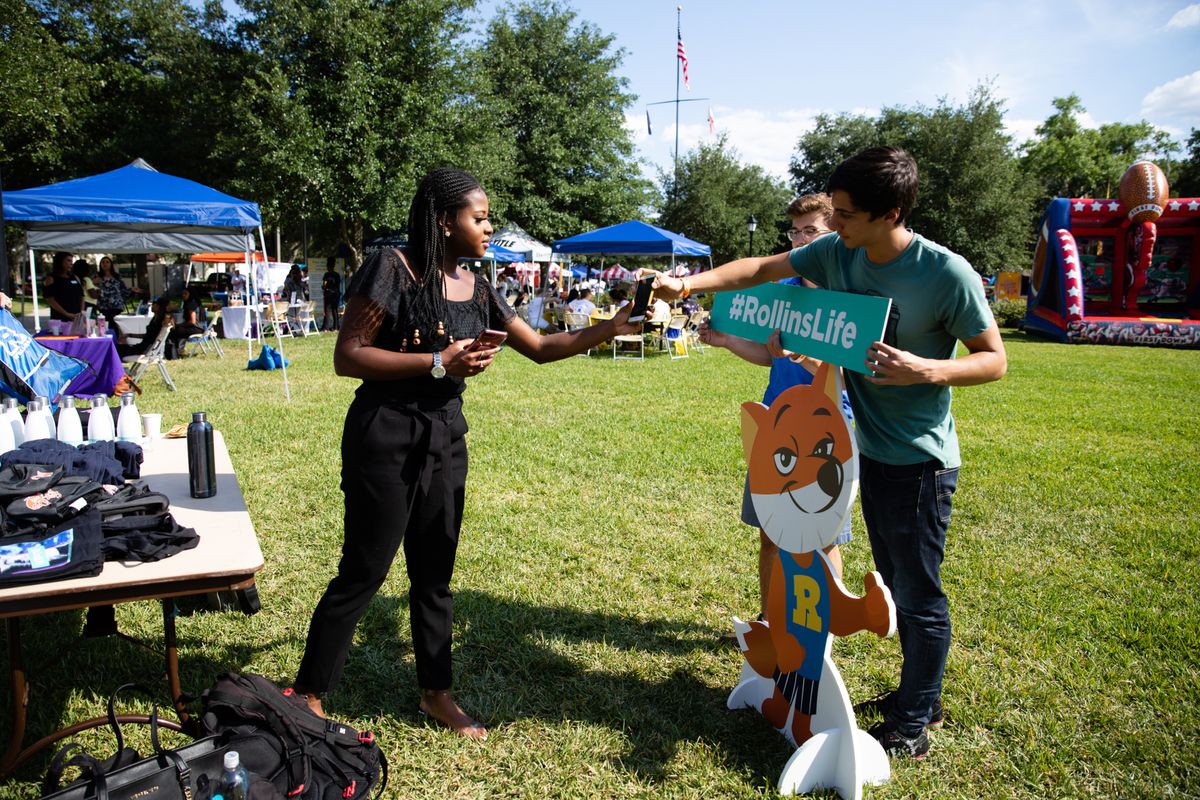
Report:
475,0,1200,183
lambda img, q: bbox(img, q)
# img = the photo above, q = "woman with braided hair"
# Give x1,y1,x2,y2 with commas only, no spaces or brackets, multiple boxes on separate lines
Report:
294,168,638,740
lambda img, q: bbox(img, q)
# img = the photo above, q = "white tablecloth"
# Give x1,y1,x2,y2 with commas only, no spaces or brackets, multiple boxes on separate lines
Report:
222,306,255,339
114,314,151,337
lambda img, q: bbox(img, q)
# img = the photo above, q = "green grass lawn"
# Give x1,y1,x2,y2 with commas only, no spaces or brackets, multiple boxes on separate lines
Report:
3,330,1198,799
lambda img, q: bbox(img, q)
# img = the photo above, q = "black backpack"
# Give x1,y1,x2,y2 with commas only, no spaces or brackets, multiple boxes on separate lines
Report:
198,672,387,800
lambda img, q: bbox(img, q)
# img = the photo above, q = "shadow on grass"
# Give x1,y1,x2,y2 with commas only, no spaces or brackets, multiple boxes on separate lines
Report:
1,602,284,782
334,590,792,787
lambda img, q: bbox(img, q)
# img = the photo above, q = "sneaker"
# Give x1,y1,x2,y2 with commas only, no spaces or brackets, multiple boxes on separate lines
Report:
855,691,944,729
868,719,929,759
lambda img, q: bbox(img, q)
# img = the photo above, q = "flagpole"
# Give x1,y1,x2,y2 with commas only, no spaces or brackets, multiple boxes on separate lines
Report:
674,4,681,197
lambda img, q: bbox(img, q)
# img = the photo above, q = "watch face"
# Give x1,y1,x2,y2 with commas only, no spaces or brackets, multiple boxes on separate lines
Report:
431,365,447,379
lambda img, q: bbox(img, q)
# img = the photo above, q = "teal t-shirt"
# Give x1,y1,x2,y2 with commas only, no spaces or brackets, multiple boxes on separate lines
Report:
788,232,993,468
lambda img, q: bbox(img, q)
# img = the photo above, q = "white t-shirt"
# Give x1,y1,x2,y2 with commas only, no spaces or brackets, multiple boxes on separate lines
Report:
568,298,596,316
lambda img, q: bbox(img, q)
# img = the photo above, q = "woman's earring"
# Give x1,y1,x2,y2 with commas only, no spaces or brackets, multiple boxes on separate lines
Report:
444,229,451,237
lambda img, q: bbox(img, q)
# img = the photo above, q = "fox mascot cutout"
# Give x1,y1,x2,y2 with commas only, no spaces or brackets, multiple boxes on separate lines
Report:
728,361,897,799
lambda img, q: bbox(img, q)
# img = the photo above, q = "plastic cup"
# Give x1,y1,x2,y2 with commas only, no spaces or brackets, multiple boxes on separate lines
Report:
142,413,162,439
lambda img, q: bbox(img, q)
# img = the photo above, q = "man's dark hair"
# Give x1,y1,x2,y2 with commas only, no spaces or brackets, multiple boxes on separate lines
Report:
826,146,918,226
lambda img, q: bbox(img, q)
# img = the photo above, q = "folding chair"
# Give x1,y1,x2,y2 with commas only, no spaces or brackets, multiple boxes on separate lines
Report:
563,312,594,356
180,309,225,358
612,331,644,360
686,310,708,354
122,322,176,391
261,301,291,337
296,301,321,336
664,315,689,359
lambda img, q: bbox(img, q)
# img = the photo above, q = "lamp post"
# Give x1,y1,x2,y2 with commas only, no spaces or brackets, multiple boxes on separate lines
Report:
747,215,757,258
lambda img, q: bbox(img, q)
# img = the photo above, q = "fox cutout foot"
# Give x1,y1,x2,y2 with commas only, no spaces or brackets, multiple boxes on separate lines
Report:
729,363,898,798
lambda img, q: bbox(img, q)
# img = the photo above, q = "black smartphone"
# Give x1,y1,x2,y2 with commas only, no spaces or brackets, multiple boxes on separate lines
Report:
628,275,656,322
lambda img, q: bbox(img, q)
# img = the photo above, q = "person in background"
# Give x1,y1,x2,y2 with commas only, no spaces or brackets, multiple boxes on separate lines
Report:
74,259,98,318
166,286,204,358
229,266,246,303
567,287,597,316
96,256,141,337
322,258,343,331
293,167,639,742
117,297,172,358
655,146,1006,759
44,252,84,323
283,264,307,332
699,194,852,622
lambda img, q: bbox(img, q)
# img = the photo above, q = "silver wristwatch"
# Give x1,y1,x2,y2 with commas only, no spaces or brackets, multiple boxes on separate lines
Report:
430,351,446,379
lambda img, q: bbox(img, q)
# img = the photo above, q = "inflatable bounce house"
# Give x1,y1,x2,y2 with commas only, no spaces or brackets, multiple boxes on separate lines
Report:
1025,160,1200,348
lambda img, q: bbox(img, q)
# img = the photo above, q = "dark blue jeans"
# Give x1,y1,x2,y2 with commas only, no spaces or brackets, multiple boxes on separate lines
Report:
859,455,958,736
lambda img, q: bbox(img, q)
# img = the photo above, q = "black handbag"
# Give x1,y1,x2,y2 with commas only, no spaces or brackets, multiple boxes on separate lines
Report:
40,684,284,800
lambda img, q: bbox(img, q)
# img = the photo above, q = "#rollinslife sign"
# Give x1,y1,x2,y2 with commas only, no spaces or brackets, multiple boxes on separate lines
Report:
711,283,892,375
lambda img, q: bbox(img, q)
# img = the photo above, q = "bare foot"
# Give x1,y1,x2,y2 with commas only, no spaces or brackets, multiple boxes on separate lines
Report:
293,687,326,718
419,689,487,741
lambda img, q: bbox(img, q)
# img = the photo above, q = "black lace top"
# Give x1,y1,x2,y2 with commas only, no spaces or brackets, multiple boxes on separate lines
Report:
347,248,515,403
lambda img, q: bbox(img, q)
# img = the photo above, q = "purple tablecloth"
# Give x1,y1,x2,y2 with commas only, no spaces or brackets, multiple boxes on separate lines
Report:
35,336,124,397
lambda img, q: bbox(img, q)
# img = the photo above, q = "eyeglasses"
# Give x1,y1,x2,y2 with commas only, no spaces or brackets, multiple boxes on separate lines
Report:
787,227,833,241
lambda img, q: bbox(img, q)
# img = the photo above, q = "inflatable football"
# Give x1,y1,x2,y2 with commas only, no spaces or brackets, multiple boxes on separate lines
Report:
1118,160,1169,223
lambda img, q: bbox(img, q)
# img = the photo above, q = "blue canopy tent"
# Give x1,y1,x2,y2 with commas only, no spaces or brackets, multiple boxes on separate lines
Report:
2,159,291,397
552,220,713,275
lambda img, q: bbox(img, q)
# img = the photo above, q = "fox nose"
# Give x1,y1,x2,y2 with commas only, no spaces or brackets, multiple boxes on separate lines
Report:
817,458,843,499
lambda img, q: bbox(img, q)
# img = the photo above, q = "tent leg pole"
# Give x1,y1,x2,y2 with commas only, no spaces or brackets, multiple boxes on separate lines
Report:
258,226,290,401
28,248,38,332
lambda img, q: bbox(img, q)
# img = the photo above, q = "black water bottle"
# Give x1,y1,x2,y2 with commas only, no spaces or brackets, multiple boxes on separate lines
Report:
187,411,216,498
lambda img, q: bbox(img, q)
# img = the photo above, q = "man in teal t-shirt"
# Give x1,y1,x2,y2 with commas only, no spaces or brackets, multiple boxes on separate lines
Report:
654,146,1007,759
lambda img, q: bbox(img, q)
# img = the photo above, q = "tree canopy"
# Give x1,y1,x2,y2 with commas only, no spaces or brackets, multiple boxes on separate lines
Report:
658,136,792,265
790,86,1034,274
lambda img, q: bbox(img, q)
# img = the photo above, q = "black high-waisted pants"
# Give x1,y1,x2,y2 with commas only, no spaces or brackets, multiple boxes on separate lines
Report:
297,392,468,693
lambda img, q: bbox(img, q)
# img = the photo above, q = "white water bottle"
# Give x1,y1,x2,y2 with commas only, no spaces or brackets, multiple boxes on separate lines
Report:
35,396,56,440
0,402,14,455
23,400,51,441
2,398,24,447
116,392,142,443
56,395,84,447
87,395,115,443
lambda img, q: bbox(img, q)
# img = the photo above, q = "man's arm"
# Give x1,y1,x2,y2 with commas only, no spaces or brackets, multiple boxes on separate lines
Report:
864,323,1007,387
653,251,796,300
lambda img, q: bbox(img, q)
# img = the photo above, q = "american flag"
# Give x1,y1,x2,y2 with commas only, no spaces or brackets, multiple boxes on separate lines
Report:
677,25,690,91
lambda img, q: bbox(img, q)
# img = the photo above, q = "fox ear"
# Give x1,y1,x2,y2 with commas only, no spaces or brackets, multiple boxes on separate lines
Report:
814,360,841,406
740,402,768,463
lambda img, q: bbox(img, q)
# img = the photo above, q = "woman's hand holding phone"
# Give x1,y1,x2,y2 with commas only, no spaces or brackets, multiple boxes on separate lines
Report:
443,337,497,377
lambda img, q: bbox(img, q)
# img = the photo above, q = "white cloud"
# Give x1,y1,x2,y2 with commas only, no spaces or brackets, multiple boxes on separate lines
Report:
1165,3,1200,28
1141,70,1200,120
1005,118,1042,148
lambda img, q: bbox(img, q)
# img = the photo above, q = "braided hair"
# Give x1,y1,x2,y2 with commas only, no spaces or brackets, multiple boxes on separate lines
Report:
403,168,483,350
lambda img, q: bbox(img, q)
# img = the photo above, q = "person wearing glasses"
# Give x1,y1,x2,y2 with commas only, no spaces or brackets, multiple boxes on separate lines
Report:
699,193,853,622
660,147,1006,760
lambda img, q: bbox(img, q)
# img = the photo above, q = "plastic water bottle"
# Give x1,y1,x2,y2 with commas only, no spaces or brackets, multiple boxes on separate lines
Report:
0,402,15,455
36,396,56,440
116,392,142,443
214,750,249,800
187,412,216,498
87,395,115,443
23,400,51,441
2,398,24,447
56,395,84,447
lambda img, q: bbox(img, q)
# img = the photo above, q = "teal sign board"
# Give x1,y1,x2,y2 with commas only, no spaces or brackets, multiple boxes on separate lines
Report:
711,283,892,374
